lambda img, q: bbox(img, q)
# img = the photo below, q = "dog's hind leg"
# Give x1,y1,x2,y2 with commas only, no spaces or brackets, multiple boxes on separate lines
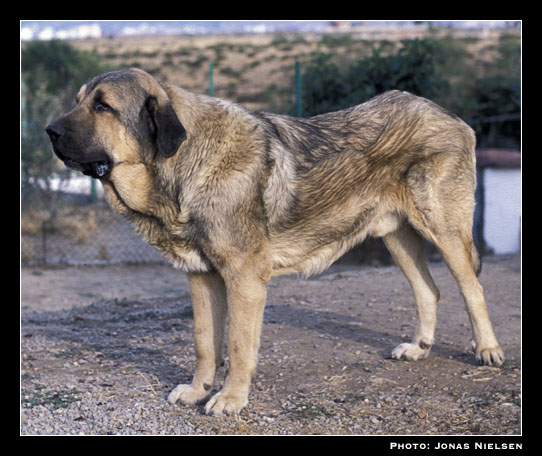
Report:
383,223,440,361
435,233,504,366
404,151,504,366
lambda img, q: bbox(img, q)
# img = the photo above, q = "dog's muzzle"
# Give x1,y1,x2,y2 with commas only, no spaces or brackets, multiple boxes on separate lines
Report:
46,122,112,179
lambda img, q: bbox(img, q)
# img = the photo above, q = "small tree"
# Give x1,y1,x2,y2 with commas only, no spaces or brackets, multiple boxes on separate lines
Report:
470,34,521,148
300,39,449,117
21,40,111,227
300,36,520,149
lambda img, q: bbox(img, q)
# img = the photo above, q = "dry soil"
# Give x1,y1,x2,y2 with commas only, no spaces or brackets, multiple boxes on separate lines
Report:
21,254,521,435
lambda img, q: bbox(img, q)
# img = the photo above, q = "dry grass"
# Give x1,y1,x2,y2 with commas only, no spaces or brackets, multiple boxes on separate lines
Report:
22,206,103,244
69,28,517,112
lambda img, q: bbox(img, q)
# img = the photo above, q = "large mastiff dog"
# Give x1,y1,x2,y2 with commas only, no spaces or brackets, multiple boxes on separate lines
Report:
46,68,504,415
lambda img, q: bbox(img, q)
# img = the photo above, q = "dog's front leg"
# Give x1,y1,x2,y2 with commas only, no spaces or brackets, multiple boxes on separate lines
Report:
168,272,227,406
204,257,270,416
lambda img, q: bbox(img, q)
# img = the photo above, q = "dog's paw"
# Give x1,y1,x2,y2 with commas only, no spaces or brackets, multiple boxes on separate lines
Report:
471,340,505,367
168,384,210,406
391,342,431,361
204,391,248,416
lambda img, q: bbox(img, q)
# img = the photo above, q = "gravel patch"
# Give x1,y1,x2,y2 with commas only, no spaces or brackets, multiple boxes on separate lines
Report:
21,255,521,435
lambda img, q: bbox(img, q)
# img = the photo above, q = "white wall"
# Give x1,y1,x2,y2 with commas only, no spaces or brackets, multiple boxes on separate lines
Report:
49,175,104,197
483,167,521,254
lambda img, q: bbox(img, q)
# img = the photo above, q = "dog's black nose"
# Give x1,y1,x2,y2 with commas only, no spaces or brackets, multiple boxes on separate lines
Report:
45,123,65,141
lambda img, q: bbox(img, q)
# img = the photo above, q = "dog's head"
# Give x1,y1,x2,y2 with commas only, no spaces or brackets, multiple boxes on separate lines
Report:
46,68,187,179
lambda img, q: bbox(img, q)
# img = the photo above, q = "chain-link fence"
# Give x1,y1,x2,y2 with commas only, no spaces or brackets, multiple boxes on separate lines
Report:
21,182,166,266
20,173,393,267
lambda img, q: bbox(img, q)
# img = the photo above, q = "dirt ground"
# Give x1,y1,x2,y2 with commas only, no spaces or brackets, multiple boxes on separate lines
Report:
20,254,521,435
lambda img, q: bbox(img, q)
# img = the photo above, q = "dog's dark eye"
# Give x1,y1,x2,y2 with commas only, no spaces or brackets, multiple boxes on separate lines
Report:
94,102,112,113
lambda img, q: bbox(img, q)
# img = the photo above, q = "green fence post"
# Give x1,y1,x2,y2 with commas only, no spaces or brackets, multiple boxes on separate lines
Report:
295,61,302,117
90,177,97,202
209,62,214,97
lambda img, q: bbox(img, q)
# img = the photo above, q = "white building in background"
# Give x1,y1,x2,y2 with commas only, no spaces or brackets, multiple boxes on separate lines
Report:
483,168,521,254
477,149,521,254
55,23,102,40
20,22,102,41
20,26,34,41
49,175,104,197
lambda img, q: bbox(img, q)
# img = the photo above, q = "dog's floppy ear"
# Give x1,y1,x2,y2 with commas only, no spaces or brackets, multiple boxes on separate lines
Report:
145,95,187,158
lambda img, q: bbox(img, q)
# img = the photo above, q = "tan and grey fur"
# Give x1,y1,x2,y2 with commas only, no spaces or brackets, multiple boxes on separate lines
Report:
46,68,504,416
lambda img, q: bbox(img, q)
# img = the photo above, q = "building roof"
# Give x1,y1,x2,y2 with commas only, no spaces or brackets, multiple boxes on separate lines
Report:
476,149,521,168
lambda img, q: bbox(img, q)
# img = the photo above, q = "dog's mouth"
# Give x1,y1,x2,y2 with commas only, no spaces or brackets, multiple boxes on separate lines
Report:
86,160,111,178
55,151,112,179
